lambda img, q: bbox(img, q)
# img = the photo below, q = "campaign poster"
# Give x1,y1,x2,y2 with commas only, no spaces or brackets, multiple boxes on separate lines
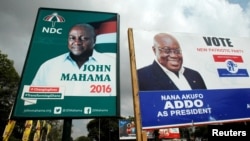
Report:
132,29,250,129
119,119,154,140
159,128,180,139
11,8,120,118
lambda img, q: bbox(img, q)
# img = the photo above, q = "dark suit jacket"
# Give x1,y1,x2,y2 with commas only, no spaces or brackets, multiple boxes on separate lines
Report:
137,61,207,91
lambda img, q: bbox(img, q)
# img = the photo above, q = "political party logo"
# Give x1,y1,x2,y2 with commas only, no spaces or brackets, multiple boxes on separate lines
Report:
42,12,65,34
43,12,65,27
213,55,249,77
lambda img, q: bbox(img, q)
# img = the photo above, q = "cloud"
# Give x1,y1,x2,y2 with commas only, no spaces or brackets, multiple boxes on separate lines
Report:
72,119,91,137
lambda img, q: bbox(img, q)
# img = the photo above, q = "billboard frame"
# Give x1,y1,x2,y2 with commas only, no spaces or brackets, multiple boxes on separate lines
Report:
11,7,120,119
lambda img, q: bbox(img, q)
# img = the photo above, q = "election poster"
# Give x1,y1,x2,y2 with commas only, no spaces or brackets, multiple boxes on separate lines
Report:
119,119,154,140
11,8,120,118
158,128,180,139
132,29,250,129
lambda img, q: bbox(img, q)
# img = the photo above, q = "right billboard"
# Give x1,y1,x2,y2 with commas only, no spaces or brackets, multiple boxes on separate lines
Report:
132,29,250,129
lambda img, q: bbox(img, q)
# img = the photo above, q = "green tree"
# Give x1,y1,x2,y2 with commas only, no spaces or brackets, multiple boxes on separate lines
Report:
0,51,71,141
87,118,119,141
0,50,20,139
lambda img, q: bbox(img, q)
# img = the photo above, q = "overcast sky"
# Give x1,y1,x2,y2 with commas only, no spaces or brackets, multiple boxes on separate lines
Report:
1,0,250,139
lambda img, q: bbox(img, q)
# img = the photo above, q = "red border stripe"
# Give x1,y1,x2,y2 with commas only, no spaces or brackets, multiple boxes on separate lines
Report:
213,55,243,62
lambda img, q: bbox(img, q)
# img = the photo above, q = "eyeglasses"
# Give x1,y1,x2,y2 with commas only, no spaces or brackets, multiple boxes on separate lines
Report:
157,47,182,55
68,36,90,42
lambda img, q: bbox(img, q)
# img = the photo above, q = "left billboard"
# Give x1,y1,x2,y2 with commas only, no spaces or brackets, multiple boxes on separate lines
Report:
11,8,120,118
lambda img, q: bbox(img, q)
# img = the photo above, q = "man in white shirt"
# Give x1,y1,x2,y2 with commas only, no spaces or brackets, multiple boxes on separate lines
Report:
31,23,116,96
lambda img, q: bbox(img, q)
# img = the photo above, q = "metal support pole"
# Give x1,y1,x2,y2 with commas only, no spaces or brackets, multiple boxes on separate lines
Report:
62,119,72,141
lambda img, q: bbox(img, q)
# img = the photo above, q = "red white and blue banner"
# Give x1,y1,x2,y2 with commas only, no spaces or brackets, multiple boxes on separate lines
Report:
133,29,250,129
213,55,248,77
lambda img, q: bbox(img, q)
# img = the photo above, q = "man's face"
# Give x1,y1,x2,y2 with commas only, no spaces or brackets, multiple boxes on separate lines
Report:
153,36,183,72
68,26,95,56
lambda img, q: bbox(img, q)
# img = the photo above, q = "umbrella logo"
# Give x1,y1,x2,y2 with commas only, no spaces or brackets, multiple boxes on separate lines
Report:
43,12,65,27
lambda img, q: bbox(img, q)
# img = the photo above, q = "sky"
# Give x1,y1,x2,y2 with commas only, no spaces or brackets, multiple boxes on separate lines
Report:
1,0,250,139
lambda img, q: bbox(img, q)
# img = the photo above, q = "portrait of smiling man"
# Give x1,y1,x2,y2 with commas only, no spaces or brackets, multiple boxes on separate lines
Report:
137,33,207,91
31,23,116,96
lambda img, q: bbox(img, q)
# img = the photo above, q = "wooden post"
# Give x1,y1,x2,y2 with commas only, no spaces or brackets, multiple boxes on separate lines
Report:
142,131,148,141
128,28,147,141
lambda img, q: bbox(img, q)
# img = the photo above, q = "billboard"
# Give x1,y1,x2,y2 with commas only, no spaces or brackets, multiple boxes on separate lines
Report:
119,119,154,140
132,29,250,129
11,8,120,118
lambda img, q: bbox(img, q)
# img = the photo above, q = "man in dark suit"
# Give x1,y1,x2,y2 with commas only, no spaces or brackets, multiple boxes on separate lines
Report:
137,33,207,91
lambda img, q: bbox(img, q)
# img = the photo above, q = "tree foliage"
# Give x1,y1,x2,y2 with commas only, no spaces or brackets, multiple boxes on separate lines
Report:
0,50,20,108
87,118,119,141
0,51,66,141
0,50,20,138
